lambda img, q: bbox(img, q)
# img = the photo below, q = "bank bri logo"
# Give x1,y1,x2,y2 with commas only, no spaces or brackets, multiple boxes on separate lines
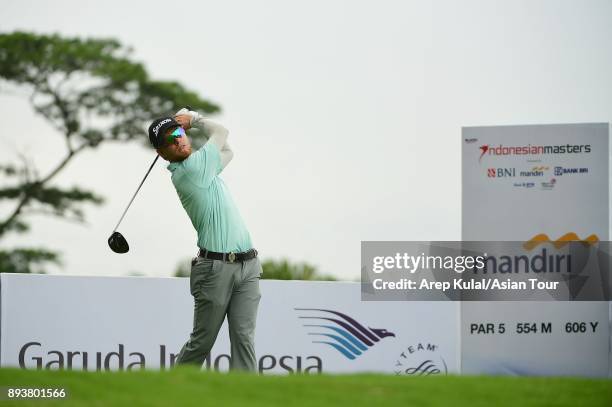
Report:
295,308,395,360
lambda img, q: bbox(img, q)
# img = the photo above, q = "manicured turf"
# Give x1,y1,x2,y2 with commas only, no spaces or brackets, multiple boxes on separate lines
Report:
0,367,610,407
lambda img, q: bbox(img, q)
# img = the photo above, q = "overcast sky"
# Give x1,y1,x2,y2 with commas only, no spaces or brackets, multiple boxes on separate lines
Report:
0,0,611,280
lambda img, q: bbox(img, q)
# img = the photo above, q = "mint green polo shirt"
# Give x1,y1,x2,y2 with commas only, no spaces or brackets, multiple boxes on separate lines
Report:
167,142,253,252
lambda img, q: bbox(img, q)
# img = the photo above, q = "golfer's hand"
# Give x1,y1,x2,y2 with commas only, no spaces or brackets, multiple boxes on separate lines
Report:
174,114,192,130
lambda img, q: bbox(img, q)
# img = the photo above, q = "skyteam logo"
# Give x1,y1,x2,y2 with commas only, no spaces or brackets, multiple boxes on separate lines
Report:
393,343,448,376
295,308,395,360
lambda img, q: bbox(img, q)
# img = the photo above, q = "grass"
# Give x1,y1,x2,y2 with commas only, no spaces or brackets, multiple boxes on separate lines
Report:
0,367,610,407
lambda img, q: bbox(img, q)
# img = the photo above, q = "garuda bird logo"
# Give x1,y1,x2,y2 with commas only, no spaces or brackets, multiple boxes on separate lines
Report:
295,308,395,360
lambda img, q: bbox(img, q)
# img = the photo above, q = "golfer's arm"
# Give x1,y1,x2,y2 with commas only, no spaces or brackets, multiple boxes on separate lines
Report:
216,141,233,170
191,116,234,169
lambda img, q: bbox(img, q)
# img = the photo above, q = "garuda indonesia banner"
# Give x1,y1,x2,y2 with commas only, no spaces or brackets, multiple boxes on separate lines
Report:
0,274,459,375
461,123,610,377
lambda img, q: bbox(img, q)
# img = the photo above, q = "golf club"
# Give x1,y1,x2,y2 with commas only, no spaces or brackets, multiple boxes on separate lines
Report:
108,107,192,253
108,154,160,253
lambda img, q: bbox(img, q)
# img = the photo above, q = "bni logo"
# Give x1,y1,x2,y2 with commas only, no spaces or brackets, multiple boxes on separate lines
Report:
295,308,395,360
487,168,515,178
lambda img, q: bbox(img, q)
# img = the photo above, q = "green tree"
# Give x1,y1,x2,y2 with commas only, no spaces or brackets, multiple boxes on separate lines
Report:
173,258,336,281
0,31,220,273
260,258,336,280
174,258,191,278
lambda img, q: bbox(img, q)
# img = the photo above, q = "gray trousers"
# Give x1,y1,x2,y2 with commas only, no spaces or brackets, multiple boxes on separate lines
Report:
175,256,262,371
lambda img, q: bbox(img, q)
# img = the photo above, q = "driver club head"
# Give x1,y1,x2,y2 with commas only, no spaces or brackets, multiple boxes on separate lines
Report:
108,231,130,254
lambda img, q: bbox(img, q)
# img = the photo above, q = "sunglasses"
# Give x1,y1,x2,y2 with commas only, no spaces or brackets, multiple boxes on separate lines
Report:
164,127,185,145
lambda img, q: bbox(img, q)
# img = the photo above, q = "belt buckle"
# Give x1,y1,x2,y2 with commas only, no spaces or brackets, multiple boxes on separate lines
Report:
228,252,236,263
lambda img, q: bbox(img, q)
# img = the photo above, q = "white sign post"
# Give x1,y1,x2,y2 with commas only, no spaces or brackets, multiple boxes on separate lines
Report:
461,123,610,377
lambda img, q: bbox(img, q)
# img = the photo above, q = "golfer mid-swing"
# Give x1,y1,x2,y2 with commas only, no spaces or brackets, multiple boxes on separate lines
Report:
148,108,261,372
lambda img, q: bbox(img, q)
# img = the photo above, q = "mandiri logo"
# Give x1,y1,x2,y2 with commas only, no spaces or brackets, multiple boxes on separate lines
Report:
523,232,599,251
295,308,395,360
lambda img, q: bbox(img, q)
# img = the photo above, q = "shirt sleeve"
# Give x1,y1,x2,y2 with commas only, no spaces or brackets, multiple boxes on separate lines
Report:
182,142,222,186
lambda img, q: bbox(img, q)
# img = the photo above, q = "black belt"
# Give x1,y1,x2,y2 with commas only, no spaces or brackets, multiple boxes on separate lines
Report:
198,248,258,263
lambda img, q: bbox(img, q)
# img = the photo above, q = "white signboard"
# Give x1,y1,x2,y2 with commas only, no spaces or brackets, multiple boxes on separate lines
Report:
0,273,459,375
461,123,610,377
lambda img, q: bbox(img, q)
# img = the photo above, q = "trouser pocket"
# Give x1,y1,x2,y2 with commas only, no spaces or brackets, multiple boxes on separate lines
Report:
189,258,216,297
